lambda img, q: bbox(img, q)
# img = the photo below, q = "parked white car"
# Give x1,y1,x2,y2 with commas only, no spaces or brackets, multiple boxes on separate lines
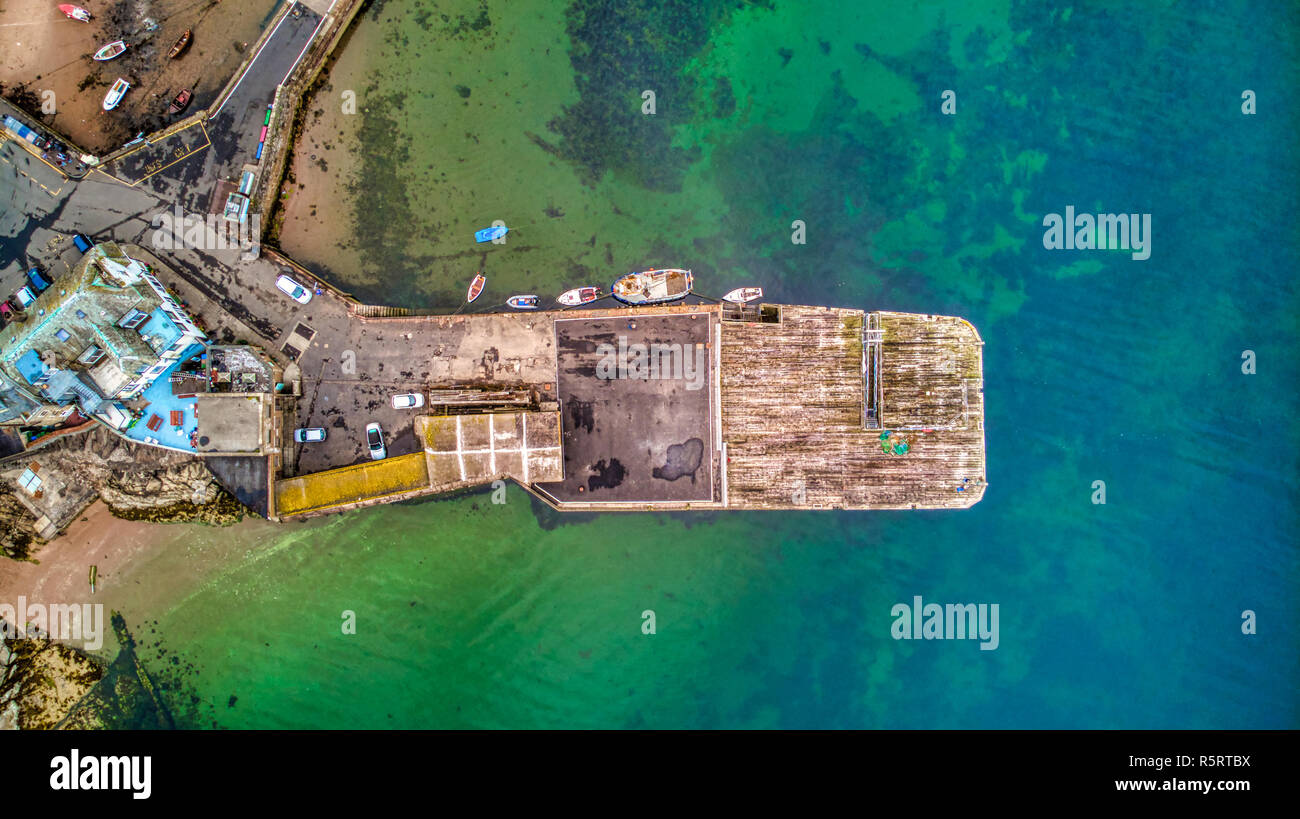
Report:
275,274,312,304
294,428,326,443
365,422,386,460
391,393,424,409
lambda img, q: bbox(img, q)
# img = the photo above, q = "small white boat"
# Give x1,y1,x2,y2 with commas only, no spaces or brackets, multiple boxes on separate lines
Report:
557,286,601,306
93,40,128,61
102,78,131,111
506,295,539,310
721,287,763,304
611,269,693,305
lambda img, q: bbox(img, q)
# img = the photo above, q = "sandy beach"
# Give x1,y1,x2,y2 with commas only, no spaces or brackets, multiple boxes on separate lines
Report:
0,0,279,155
0,500,285,657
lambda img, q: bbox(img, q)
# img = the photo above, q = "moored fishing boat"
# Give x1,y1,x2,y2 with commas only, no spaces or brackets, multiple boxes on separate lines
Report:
102,78,130,111
610,269,693,305
474,224,508,243
506,295,539,310
58,4,91,22
466,273,486,303
721,286,763,303
557,286,601,306
93,40,128,61
168,29,192,59
168,88,193,114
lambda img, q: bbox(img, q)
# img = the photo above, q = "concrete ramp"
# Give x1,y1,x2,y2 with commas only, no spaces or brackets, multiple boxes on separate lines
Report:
275,452,430,517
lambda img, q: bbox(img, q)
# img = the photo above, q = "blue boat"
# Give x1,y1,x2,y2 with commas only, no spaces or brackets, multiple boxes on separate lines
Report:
475,224,508,243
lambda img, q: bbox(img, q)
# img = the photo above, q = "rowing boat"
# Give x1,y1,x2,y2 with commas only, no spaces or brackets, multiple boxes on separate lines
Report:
506,295,539,310
93,40,127,61
466,273,486,303
168,88,193,115
557,286,600,306
102,78,131,111
168,29,192,60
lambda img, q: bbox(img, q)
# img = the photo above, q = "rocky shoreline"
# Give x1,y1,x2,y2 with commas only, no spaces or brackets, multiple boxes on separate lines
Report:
1,613,176,730
1,426,251,562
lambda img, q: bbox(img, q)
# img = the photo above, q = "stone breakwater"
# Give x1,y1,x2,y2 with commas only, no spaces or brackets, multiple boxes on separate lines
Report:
1,427,250,560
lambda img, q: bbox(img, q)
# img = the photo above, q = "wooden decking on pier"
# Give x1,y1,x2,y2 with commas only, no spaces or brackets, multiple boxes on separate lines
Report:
720,307,986,509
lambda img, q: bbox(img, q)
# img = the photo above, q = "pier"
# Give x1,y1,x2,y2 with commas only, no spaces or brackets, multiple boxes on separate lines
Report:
0,0,986,524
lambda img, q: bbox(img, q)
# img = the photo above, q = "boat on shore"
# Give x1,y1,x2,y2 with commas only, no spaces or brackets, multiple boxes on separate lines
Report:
168,88,193,115
611,269,693,305
721,286,763,304
93,40,127,61
474,224,508,243
102,79,131,111
466,273,486,303
506,295,539,310
557,286,601,307
168,30,192,60
58,4,91,22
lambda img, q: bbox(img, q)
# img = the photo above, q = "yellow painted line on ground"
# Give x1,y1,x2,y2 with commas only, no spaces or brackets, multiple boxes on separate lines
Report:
103,120,212,186
0,150,65,198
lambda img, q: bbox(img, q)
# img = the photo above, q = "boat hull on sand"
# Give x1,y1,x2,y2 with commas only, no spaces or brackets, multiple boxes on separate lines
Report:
93,41,127,61
59,5,91,22
611,269,693,305
168,89,193,115
168,30,192,59
102,79,131,111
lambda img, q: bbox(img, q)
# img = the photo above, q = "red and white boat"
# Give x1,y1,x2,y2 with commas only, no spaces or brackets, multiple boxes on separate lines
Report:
557,286,600,306
721,286,763,304
58,4,92,22
466,273,486,304
93,41,128,61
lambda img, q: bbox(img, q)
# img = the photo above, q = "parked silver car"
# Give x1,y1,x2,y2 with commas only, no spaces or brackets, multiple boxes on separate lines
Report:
365,422,386,460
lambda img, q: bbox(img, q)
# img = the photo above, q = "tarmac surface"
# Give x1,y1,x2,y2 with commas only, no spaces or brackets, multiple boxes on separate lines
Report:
537,313,716,504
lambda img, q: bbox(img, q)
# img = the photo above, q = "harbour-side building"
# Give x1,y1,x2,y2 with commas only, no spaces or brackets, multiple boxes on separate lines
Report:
0,242,207,433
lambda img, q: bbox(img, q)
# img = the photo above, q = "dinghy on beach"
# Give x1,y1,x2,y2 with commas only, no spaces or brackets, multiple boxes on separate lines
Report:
93,41,128,61
102,78,130,111
168,88,193,115
58,4,91,22
557,286,601,307
168,30,192,60
466,273,486,304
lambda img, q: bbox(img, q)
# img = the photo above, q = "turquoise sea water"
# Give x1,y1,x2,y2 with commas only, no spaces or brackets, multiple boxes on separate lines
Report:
133,0,1297,728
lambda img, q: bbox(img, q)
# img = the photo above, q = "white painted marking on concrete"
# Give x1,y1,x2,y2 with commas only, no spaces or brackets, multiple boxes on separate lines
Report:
212,10,293,118
488,413,496,475
522,412,529,484
456,415,466,481
280,14,329,87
